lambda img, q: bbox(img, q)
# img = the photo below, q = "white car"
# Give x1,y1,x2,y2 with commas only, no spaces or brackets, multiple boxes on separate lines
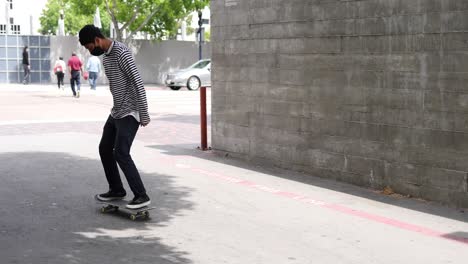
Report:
165,59,211,91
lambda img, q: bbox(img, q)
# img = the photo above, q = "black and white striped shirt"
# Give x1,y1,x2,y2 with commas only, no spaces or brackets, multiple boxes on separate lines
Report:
103,41,150,125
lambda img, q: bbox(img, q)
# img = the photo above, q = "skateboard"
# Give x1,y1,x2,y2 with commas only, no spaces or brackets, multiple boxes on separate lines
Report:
95,195,156,221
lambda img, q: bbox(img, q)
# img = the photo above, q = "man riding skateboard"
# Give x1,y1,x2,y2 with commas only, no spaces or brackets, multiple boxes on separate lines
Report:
78,25,151,209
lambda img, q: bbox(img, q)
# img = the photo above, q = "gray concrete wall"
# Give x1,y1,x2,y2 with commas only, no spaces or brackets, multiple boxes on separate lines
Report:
50,36,210,85
211,0,468,207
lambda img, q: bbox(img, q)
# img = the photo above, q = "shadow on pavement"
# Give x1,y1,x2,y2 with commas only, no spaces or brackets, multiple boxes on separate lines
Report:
0,152,194,264
441,232,468,244
146,144,468,224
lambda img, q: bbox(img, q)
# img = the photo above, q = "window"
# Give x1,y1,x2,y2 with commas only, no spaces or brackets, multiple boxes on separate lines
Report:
190,60,211,69
7,0,12,10
10,25,20,35
9,18,13,25
0,25,6,34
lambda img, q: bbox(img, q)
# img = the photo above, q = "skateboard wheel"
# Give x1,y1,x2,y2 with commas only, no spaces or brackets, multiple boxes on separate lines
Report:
130,214,137,221
143,211,150,218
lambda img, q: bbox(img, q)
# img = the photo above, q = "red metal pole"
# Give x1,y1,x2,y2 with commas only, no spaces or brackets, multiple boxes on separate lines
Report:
200,86,208,150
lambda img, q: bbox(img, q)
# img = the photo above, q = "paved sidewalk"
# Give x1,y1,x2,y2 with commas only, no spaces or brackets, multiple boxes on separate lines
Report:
0,84,466,264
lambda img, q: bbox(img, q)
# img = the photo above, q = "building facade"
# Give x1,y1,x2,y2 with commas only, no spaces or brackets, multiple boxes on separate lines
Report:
0,0,47,35
0,35,51,83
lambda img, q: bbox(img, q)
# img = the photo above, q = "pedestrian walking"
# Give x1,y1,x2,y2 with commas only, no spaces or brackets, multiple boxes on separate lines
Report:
22,46,30,84
78,25,151,209
86,55,101,90
53,56,66,89
67,52,83,98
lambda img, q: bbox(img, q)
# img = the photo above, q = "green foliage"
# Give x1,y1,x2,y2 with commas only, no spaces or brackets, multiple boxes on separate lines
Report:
39,0,110,36
185,14,195,37
204,29,210,42
39,0,209,41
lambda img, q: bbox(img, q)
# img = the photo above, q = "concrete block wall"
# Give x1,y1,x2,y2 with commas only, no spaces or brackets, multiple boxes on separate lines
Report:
211,0,468,207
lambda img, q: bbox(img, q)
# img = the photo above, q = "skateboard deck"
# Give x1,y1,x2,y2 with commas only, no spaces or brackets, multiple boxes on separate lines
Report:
95,195,156,220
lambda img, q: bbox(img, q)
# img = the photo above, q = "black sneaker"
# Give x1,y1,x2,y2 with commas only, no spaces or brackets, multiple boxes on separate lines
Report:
126,194,151,209
96,190,126,201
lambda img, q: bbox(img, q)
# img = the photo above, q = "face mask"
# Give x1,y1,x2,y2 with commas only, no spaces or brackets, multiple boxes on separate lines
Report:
90,41,105,56
91,46,105,56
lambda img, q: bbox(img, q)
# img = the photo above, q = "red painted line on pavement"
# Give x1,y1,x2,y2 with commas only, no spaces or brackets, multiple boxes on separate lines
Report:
323,204,468,245
153,151,468,246
187,166,468,246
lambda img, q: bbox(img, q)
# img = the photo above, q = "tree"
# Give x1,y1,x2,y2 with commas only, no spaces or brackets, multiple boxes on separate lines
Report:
204,29,210,42
184,14,196,37
40,0,209,42
167,14,195,40
39,0,110,36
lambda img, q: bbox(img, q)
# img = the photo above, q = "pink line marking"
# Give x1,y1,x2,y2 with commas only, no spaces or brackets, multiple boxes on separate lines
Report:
322,204,468,245
155,152,468,246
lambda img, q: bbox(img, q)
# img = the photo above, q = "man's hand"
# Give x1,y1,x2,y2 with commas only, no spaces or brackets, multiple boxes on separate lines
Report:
140,120,150,127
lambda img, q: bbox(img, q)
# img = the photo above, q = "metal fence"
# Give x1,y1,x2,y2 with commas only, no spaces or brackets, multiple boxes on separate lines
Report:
0,35,51,83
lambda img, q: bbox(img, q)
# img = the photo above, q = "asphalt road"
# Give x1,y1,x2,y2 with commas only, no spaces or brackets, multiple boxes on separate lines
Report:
0,84,466,264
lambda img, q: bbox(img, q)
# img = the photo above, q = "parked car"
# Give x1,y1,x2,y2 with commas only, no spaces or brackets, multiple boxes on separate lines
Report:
165,59,211,91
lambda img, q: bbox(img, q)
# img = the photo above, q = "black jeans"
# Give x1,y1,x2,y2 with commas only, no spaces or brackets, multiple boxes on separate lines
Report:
70,71,81,96
23,64,30,83
56,72,64,87
99,115,147,197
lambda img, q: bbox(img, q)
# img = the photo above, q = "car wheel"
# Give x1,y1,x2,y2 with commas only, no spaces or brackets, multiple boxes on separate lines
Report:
187,76,201,91
169,86,181,91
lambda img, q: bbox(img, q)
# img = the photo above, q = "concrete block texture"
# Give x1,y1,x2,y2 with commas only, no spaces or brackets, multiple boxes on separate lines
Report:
211,0,468,207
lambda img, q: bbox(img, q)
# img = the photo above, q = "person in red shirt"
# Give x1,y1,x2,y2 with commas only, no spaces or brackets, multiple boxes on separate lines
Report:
67,52,83,98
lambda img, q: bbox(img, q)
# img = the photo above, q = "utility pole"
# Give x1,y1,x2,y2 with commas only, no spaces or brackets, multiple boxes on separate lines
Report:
198,10,203,61
197,10,210,151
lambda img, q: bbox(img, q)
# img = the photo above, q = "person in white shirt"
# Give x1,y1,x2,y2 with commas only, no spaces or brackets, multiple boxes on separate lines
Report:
53,57,66,89
86,56,101,90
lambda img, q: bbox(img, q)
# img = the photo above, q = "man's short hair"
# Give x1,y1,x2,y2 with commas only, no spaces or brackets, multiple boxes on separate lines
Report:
79,25,105,46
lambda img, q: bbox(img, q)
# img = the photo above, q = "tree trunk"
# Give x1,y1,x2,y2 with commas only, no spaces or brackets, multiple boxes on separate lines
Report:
113,20,122,42
105,0,123,42
105,0,161,43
